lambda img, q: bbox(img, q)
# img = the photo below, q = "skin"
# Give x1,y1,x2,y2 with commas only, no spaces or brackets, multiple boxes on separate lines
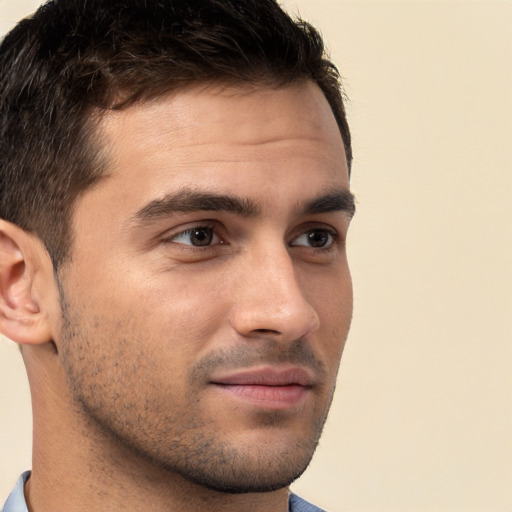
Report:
0,80,353,512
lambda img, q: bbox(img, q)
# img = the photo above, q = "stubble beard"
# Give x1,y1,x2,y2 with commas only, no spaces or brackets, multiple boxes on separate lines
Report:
56,279,337,494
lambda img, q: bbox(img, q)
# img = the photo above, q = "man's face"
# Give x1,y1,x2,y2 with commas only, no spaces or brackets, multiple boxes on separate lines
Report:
56,81,353,492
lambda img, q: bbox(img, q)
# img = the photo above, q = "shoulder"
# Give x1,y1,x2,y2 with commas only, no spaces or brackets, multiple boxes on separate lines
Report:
289,493,327,512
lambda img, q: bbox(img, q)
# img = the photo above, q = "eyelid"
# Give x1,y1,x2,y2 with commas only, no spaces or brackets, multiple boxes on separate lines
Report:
163,222,225,246
159,219,344,251
174,226,220,246
289,227,339,248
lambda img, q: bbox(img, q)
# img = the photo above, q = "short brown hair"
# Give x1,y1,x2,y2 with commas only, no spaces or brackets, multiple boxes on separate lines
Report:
0,0,352,268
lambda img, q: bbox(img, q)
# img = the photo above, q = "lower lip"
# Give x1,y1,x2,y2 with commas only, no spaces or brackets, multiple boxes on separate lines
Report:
213,384,309,409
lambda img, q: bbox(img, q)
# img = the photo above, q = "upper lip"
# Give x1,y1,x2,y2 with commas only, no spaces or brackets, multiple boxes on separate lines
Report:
210,366,315,387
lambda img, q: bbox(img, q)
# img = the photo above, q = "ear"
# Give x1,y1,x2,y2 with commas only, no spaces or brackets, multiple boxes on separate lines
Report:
0,219,54,345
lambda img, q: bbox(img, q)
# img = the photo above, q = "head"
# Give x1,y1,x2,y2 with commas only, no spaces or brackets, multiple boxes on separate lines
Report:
0,0,354,497
0,0,352,269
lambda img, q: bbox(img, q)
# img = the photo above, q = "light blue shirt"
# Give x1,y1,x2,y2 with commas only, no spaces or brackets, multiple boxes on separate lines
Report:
1,472,29,512
2,471,325,512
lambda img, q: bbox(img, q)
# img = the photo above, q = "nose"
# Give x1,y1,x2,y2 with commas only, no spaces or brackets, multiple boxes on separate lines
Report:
230,244,320,342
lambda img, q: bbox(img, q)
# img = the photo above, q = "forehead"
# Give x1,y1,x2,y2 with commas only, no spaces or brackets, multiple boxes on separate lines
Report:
78,82,349,228
101,82,344,155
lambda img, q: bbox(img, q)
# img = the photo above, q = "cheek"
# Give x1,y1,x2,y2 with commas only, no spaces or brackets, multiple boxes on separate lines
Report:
304,264,353,362
132,270,230,355
62,255,233,386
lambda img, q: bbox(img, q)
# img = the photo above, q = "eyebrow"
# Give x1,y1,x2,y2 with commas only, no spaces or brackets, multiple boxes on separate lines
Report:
132,187,355,225
133,189,259,223
302,189,356,218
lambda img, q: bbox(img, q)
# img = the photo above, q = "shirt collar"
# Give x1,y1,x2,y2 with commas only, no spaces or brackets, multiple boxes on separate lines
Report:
2,471,30,512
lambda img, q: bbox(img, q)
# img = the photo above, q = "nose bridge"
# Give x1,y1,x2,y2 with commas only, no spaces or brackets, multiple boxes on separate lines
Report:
231,238,320,340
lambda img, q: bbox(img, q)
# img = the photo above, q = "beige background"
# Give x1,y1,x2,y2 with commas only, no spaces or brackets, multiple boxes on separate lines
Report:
1,1,511,510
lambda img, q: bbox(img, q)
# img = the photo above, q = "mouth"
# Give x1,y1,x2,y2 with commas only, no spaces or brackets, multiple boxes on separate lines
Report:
209,366,315,410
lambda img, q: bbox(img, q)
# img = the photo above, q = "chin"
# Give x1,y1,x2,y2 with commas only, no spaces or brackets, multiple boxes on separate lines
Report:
148,425,321,494
174,446,315,494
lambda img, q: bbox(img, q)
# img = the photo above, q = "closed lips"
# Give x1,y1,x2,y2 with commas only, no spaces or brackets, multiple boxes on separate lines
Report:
210,367,315,387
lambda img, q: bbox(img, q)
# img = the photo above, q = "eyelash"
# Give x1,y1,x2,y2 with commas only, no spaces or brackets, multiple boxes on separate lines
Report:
165,224,221,246
165,223,340,251
291,228,339,248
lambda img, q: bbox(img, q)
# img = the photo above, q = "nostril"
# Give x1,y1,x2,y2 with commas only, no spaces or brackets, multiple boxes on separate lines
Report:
253,328,281,335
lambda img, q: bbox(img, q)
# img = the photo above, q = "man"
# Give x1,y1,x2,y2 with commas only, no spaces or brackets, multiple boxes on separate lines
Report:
0,0,354,510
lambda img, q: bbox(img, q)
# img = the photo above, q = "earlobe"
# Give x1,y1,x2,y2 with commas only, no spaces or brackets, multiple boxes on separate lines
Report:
0,220,53,345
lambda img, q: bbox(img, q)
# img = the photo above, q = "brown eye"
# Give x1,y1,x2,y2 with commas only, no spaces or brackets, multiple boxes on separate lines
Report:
189,227,214,246
171,226,219,246
291,229,335,248
307,230,330,247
